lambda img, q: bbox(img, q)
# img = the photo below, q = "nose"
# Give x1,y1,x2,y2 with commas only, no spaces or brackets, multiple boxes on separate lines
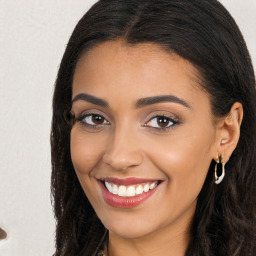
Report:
102,127,143,171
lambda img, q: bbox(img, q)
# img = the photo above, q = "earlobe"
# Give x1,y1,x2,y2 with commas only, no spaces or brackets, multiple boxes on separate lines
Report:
215,102,243,163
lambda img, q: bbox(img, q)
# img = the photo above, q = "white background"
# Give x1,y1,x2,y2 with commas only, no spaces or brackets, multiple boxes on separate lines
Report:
0,1,255,255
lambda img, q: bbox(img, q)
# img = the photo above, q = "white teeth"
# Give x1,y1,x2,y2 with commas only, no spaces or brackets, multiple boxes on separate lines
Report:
135,185,144,195
143,184,149,192
126,186,136,197
118,185,127,197
112,184,118,195
104,181,159,197
105,182,113,193
149,181,157,189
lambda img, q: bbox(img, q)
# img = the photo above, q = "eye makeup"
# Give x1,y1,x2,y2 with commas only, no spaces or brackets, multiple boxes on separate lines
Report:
72,107,182,134
77,112,110,130
144,114,180,131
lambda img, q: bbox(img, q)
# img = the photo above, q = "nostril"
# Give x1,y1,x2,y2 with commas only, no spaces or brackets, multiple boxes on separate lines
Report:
0,228,7,240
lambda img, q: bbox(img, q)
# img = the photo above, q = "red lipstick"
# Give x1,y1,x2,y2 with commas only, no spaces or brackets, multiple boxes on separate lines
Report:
99,178,161,208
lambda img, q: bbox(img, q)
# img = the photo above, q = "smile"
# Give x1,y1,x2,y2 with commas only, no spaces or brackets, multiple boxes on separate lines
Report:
98,178,162,208
104,181,158,197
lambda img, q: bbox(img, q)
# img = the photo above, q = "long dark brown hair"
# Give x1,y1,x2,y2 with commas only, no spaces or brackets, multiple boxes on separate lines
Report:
51,0,256,255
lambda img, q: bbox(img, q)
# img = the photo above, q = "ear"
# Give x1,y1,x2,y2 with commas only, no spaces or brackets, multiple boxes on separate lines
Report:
214,102,243,163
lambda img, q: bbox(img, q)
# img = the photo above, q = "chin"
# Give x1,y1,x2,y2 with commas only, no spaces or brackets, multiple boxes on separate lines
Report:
100,213,161,239
108,224,154,239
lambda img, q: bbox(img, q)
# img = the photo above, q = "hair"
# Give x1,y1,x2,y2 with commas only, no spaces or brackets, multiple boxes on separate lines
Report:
51,0,256,255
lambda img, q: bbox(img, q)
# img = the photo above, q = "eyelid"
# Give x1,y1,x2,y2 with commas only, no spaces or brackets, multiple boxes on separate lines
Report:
81,114,110,124
145,116,178,128
76,109,110,121
143,111,180,130
75,109,111,129
78,114,110,123
144,111,180,123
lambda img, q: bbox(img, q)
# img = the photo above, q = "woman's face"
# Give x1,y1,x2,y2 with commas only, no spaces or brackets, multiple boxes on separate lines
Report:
71,40,218,239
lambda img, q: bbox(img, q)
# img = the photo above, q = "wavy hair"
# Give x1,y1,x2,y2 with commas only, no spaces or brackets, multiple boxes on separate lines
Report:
51,0,256,255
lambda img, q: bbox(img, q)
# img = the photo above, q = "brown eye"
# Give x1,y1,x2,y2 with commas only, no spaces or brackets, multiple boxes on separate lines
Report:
79,113,110,127
157,117,170,127
146,115,178,129
91,114,105,124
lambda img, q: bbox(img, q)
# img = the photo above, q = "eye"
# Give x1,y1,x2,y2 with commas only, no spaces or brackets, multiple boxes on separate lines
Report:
78,114,110,127
146,116,178,129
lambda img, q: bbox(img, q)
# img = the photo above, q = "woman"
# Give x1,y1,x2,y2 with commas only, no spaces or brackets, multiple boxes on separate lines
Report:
51,0,256,255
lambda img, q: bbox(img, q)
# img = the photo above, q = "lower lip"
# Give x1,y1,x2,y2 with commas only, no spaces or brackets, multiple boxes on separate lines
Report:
99,181,160,208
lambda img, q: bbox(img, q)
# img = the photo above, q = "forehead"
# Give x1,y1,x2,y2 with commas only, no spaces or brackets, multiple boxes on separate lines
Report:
73,39,207,108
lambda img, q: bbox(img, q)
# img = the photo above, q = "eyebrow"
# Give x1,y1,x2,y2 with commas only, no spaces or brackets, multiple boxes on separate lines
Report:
135,95,191,109
72,93,191,109
72,93,109,107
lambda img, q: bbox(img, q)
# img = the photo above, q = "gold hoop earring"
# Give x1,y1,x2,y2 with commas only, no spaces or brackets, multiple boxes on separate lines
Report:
214,155,225,184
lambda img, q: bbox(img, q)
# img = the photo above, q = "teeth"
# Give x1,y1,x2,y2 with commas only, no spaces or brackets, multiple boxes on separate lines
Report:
143,184,149,192
104,181,159,197
127,186,136,197
118,186,127,197
149,181,157,189
105,182,113,193
135,185,143,195
112,184,118,195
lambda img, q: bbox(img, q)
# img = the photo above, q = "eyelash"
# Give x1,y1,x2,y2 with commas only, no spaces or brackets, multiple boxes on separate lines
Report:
144,115,180,131
77,113,180,131
77,113,110,129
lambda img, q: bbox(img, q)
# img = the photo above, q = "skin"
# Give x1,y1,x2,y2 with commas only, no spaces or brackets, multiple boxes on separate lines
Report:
70,39,243,256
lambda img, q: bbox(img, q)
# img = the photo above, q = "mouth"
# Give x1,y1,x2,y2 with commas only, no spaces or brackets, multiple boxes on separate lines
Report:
98,177,163,208
103,180,159,197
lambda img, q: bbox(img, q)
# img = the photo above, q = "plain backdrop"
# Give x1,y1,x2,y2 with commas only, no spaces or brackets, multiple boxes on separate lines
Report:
0,1,255,255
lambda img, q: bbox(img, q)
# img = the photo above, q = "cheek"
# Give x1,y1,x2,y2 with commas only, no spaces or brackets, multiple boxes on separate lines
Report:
70,129,106,210
70,129,104,175
145,131,214,200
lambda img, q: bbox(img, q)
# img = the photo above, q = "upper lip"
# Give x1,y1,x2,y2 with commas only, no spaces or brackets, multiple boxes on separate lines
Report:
99,177,162,185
